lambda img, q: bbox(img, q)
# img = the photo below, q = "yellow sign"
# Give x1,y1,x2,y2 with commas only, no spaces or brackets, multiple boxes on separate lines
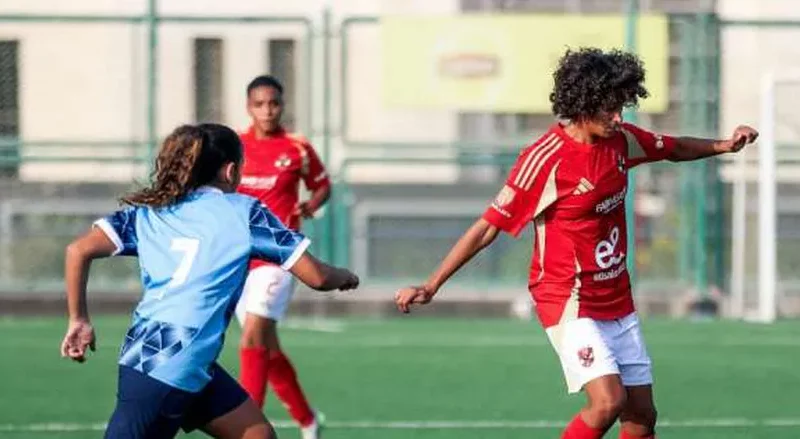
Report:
381,14,669,113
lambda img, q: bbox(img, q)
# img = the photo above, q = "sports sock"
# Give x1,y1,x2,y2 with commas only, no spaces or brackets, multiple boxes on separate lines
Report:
239,346,269,408
562,413,605,439
268,350,315,427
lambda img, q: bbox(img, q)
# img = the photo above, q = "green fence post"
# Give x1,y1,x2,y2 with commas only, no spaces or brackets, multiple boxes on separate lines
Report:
624,0,639,283
678,17,695,286
694,13,711,296
320,6,333,263
146,0,158,172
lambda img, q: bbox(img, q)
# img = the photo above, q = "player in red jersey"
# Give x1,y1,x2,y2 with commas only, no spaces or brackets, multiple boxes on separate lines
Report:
395,48,758,439
234,75,331,439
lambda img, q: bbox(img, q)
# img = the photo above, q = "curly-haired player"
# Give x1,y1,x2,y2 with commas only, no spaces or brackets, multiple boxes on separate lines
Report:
395,48,758,439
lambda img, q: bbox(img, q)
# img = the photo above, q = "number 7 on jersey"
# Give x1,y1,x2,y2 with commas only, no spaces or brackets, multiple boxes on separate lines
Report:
166,238,200,290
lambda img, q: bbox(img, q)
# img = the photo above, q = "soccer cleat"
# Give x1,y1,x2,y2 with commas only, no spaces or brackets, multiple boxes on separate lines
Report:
300,410,325,439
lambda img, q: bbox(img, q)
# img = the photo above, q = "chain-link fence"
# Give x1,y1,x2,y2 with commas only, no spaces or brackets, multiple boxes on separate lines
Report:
0,4,798,317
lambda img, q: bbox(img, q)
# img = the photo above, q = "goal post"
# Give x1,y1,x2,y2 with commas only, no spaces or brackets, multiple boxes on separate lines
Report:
730,71,800,323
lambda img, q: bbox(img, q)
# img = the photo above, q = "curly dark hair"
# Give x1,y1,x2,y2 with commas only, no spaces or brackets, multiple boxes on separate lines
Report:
549,48,648,120
121,123,242,208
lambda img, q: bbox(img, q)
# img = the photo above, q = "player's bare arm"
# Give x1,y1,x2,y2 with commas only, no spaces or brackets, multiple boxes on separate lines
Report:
297,184,331,219
290,252,359,292
395,218,500,313
61,227,117,363
669,125,759,162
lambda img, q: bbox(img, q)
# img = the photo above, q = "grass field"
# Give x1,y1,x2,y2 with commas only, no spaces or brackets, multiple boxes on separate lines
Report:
0,315,798,438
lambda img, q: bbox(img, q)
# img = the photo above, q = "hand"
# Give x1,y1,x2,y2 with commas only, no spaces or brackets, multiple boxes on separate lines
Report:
60,318,96,363
294,202,315,219
723,125,759,153
337,269,360,291
395,285,435,314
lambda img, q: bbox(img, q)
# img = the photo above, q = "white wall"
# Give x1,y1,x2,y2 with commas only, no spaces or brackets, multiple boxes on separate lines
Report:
716,0,800,182
0,0,460,182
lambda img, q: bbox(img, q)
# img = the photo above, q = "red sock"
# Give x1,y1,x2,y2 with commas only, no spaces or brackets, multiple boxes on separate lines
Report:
268,350,315,427
239,347,269,408
620,430,655,439
562,414,605,439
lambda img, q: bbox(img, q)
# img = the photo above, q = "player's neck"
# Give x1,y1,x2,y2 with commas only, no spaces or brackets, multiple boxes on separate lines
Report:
252,126,283,140
562,122,598,145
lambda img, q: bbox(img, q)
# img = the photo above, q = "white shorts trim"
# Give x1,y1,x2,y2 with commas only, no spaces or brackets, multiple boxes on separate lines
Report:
235,265,295,324
545,313,652,394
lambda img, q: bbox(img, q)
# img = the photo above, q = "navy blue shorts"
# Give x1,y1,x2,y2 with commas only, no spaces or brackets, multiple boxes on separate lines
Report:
104,363,249,439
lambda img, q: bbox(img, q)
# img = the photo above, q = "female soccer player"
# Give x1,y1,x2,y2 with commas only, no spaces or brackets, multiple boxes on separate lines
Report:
234,75,331,438
60,123,358,439
395,48,758,439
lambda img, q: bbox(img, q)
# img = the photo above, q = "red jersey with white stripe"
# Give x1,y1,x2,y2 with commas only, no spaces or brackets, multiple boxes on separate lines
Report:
238,126,330,269
483,123,676,328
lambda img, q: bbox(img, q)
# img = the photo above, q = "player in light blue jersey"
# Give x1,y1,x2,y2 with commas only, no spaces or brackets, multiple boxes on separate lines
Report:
60,123,359,439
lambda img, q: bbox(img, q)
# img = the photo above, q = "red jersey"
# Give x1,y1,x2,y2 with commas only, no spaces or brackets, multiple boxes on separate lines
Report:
483,123,676,327
238,126,330,268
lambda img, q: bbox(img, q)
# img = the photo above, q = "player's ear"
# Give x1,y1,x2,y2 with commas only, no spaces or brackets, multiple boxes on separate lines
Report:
221,161,240,188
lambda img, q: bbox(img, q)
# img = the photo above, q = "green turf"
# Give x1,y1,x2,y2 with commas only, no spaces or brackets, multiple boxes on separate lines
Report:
0,315,798,438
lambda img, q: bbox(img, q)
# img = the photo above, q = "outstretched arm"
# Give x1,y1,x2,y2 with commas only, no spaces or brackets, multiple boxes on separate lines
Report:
395,218,500,313
669,125,758,162
290,251,359,292
61,227,117,362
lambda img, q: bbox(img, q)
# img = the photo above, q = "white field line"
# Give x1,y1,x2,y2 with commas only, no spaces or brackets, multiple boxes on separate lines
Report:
1,418,799,432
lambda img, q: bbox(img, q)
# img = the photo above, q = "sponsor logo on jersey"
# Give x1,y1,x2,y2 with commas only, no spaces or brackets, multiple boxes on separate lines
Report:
593,226,627,281
578,346,595,367
240,175,278,190
595,188,626,214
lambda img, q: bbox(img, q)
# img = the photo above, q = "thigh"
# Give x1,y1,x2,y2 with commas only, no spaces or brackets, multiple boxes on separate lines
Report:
104,366,193,439
545,318,620,394
606,313,653,388
236,265,294,326
182,363,252,434
201,398,276,439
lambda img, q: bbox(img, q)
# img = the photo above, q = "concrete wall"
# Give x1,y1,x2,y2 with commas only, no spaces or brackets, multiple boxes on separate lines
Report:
0,0,460,182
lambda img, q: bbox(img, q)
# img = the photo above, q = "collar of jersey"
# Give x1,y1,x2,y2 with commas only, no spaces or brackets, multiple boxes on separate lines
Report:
195,186,223,195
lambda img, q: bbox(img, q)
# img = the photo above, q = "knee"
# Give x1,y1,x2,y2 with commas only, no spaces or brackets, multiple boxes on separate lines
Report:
629,406,658,431
242,422,277,439
239,319,279,350
239,326,265,349
590,391,627,424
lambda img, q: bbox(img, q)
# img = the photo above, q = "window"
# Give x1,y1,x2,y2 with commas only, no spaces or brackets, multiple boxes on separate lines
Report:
267,39,297,131
193,38,224,123
0,40,19,176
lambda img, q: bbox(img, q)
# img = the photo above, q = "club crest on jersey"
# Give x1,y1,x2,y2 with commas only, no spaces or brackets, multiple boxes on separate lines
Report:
275,154,292,169
617,154,626,174
577,346,595,368
655,134,665,150
494,185,516,207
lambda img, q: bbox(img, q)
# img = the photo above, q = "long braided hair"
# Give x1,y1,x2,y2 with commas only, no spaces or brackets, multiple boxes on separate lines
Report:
121,123,242,208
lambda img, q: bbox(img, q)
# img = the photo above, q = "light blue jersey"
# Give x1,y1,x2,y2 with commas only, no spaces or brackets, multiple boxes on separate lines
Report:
94,186,309,392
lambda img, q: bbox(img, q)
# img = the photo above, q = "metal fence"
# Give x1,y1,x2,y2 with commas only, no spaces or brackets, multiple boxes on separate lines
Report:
0,6,798,307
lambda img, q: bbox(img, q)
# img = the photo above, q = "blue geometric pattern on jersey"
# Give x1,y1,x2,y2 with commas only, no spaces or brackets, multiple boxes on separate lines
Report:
102,207,139,256
119,317,197,374
249,201,306,265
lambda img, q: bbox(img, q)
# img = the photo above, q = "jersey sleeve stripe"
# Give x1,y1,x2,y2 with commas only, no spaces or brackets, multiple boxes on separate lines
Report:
521,139,563,190
513,132,556,187
93,218,124,256
280,237,311,270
